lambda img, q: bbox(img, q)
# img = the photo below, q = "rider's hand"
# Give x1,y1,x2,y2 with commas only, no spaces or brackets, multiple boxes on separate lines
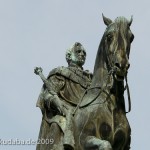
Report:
44,94,67,116
52,95,67,116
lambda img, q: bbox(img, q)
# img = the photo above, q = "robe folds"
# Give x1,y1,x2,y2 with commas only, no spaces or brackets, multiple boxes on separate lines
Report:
36,66,92,150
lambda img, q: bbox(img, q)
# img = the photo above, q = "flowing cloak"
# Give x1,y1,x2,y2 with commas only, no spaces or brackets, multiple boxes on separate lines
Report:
36,66,92,150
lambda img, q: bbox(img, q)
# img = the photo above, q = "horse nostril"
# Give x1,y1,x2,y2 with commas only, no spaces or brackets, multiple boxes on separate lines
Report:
126,63,130,69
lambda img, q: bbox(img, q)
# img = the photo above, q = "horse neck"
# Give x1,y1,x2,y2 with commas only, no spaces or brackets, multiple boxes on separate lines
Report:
91,40,109,88
90,40,125,111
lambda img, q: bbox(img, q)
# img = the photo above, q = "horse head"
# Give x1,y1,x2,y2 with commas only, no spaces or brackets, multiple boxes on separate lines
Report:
102,14,134,81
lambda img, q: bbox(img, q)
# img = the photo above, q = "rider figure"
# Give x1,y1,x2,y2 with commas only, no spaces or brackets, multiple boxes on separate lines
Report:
35,42,92,150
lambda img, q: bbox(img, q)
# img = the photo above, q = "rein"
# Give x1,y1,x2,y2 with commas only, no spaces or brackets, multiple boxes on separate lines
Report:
125,75,131,113
72,86,102,116
72,68,131,116
72,75,114,116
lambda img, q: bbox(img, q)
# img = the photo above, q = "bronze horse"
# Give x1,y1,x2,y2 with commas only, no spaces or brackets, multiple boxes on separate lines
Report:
74,15,134,150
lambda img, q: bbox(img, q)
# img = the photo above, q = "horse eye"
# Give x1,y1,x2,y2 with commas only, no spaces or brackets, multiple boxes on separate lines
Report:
107,34,113,42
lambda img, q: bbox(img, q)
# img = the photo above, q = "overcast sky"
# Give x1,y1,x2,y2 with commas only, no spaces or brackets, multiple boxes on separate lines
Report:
0,0,150,150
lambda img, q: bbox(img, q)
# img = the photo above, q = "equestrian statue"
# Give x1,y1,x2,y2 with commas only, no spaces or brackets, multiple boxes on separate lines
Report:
34,14,134,150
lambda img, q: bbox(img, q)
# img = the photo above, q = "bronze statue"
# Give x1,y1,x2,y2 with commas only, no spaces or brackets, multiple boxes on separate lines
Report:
35,15,134,150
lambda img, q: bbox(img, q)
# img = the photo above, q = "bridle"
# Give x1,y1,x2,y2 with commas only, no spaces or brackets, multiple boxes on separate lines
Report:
104,28,131,113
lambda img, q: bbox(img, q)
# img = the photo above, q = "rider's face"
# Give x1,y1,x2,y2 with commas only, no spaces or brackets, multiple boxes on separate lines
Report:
71,47,86,67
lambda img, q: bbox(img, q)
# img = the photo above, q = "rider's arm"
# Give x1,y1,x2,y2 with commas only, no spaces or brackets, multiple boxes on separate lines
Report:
43,74,65,114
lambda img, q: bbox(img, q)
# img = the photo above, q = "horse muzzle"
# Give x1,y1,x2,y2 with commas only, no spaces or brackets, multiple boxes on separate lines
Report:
114,62,130,81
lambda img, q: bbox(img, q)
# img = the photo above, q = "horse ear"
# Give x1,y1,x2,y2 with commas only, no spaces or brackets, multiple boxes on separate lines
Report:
102,14,112,26
128,15,133,26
